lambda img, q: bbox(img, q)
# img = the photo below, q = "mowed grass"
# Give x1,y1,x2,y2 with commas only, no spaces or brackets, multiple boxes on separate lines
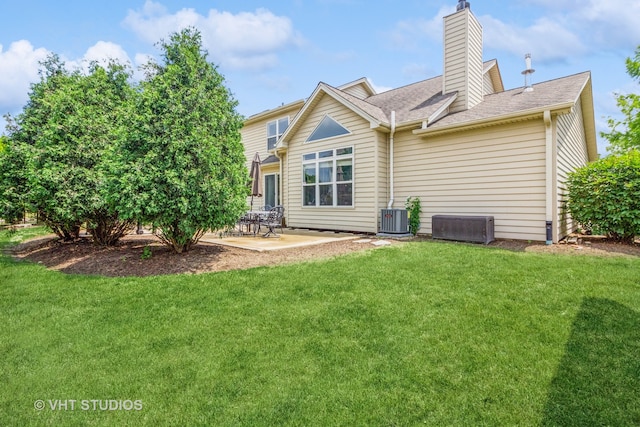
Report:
1,227,639,426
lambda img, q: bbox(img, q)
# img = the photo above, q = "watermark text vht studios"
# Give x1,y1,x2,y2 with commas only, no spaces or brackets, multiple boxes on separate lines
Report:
34,399,143,411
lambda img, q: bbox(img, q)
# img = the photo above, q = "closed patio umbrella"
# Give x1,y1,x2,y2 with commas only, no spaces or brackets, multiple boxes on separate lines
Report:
249,152,262,210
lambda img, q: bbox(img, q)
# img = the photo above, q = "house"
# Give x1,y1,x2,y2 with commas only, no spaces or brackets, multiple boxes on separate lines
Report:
240,1,597,243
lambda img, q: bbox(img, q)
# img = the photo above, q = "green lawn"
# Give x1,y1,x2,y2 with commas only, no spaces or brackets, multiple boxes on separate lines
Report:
1,227,639,426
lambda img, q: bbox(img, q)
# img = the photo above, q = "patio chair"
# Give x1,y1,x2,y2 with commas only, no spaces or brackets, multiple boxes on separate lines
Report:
237,213,256,236
261,205,285,237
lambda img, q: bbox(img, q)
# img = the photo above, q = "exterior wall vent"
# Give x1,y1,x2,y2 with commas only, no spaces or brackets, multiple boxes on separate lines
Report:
432,215,495,244
380,209,409,234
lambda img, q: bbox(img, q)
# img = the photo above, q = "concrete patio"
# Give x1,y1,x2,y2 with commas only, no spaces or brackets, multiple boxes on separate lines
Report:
201,228,362,252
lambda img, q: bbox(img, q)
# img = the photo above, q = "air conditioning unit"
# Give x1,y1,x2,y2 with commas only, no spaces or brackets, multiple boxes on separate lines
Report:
380,209,409,234
432,215,495,244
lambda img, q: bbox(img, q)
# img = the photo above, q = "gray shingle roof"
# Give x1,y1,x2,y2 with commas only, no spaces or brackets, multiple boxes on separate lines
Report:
427,71,591,129
261,154,279,165
366,76,455,125
321,68,590,130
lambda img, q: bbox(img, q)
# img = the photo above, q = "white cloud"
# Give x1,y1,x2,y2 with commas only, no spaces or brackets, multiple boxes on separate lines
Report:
390,2,639,65
0,40,49,113
481,15,586,63
368,79,393,94
83,41,132,66
0,39,141,129
64,41,134,74
123,1,304,71
504,1,640,54
570,1,640,49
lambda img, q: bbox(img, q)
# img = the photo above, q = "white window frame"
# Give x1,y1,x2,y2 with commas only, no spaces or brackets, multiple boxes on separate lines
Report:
302,147,353,208
267,117,289,151
305,114,351,143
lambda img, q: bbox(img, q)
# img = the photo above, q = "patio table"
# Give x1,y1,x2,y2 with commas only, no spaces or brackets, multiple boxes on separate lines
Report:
243,210,269,236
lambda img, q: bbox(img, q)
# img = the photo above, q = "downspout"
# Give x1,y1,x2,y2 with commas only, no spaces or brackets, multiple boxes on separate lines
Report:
387,111,396,209
275,149,284,222
544,110,554,245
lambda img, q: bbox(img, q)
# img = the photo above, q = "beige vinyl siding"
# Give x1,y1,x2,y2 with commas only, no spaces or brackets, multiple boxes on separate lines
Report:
240,120,266,168
241,104,301,208
239,119,266,208
443,9,483,112
280,151,289,223
443,14,468,105
284,94,381,232
342,84,370,99
467,17,484,108
483,72,496,95
556,102,589,238
396,120,548,241
241,104,301,169
377,131,390,226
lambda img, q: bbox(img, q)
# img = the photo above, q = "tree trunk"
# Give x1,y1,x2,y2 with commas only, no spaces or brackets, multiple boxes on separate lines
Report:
87,211,135,246
156,224,206,254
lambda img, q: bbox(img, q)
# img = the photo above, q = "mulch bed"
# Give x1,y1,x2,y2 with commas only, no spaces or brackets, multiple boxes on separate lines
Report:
11,234,394,277
10,233,640,278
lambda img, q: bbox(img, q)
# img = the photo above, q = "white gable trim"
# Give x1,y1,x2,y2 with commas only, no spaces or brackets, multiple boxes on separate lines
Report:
424,94,458,127
277,82,385,151
337,77,377,97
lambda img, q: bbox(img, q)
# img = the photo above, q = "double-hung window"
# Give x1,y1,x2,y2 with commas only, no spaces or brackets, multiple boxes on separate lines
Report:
302,147,353,207
267,117,289,151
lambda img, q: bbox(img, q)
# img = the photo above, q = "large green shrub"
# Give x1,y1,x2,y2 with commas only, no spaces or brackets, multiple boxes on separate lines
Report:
6,56,135,243
566,151,640,242
107,28,248,253
0,136,28,224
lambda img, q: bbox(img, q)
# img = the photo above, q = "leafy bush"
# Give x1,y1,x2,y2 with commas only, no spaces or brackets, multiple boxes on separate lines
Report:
0,137,27,224
5,56,135,243
566,151,640,242
107,28,248,253
405,197,422,236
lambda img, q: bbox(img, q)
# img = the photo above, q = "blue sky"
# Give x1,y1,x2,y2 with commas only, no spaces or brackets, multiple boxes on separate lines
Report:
1,0,638,154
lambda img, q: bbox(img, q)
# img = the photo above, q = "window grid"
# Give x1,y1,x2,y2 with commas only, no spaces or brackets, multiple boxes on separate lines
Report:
267,117,289,151
302,147,353,207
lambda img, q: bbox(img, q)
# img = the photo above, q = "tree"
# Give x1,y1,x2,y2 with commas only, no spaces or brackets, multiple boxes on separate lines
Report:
7,56,82,240
566,151,640,243
602,46,640,153
78,61,138,244
7,55,135,243
0,134,28,224
108,28,248,253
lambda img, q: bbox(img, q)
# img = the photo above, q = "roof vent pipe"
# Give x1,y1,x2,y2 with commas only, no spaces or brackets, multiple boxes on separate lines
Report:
456,0,470,11
522,53,536,92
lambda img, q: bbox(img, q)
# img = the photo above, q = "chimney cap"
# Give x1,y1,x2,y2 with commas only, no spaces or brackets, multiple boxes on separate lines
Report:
457,0,471,11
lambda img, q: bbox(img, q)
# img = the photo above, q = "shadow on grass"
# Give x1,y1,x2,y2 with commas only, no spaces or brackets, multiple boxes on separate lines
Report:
541,298,640,426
